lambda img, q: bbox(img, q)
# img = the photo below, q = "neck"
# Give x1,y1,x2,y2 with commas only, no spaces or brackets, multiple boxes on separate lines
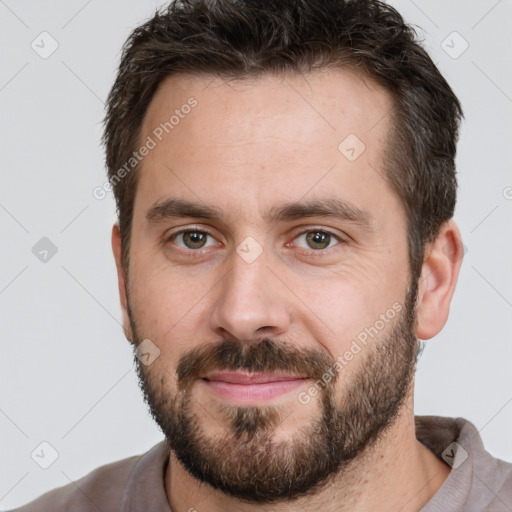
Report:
165,395,451,512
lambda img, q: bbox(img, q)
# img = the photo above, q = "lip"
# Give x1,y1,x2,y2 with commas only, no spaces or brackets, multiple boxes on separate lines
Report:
201,372,308,403
202,372,307,384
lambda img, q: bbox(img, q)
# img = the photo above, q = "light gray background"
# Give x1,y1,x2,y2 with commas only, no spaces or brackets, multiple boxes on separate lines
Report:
1,0,511,509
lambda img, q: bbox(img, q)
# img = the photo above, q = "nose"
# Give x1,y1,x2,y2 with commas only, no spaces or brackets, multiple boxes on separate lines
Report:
209,248,292,343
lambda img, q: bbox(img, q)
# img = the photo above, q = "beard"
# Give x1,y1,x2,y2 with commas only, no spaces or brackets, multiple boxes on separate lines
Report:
128,281,419,504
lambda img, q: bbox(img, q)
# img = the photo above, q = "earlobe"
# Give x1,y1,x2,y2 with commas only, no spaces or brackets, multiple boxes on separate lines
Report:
415,220,464,340
111,222,134,342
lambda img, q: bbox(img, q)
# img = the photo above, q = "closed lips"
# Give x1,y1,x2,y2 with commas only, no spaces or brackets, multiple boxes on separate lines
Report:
202,372,308,384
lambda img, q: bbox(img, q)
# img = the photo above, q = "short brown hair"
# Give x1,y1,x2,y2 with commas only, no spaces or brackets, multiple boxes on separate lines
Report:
102,0,463,280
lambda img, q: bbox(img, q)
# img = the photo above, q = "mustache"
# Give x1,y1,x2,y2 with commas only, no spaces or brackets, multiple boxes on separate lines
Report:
176,338,337,392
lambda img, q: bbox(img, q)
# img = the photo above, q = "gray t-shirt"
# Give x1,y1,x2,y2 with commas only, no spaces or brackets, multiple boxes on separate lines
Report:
11,416,512,511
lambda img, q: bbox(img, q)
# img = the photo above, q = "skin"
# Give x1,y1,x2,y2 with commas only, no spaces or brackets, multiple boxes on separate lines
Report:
112,69,463,511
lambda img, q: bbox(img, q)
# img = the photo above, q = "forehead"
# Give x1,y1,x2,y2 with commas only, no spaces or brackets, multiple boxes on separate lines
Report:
135,69,398,225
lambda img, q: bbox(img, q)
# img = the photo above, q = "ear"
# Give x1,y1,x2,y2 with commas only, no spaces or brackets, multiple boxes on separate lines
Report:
111,222,134,342
415,220,464,340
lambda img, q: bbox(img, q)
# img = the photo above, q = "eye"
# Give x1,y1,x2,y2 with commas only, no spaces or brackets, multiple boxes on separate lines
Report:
293,230,341,250
170,230,217,250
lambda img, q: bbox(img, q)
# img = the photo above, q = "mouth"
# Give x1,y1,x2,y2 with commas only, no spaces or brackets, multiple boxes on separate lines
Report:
200,372,309,403
202,371,308,384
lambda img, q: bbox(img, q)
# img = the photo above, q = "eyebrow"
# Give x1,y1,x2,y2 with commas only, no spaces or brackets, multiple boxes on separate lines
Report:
145,197,373,229
146,198,223,223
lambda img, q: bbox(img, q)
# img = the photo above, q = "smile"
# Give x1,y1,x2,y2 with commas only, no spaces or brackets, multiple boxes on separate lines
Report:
201,372,309,403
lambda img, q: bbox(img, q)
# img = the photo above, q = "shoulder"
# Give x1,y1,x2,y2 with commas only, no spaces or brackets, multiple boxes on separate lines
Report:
416,415,512,511
10,452,143,512
482,451,512,509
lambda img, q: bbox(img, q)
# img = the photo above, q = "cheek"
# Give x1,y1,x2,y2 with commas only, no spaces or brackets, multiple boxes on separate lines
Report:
129,266,214,353
289,263,405,347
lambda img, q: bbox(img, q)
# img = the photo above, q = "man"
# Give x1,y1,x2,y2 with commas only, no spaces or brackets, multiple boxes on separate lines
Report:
12,0,512,511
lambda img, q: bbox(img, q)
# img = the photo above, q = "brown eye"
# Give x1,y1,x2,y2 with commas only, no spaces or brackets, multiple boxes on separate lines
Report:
306,231,331,249
173,230,215,249
293,230,340,251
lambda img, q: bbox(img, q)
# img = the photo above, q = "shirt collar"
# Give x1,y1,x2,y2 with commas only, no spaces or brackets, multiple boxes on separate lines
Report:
119,439,172,512
118,415,484,511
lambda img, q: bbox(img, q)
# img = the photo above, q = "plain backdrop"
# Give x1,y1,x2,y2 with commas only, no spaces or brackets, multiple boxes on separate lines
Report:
0,0,511,509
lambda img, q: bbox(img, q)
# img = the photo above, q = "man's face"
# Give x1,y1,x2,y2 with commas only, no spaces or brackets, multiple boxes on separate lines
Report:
122,70,419,502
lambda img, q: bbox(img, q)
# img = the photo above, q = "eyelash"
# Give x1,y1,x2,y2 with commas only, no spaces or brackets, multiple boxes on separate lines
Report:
291,229,342,250
167,228,218,251
165,227,344,254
